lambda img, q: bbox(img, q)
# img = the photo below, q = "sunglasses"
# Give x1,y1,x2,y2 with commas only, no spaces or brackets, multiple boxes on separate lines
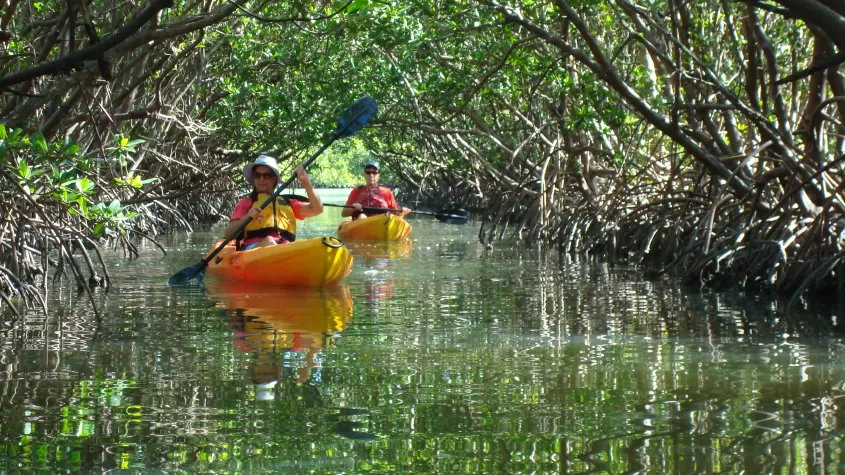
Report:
253,171,276,180
364,170,379,175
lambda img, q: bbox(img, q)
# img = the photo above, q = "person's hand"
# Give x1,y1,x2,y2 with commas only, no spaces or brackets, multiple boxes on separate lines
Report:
401,207,411,216
352,203,363,211
246,208,264,221
294,166,308,183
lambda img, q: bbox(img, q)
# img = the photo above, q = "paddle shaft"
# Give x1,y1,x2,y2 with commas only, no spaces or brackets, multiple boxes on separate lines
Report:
199,139,335,269
323,203,461,219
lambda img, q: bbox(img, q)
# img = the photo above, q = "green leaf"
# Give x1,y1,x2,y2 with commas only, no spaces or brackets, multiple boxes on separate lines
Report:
109,200,121,214
18,160,30,179
76,197,88,216
0,124,5,140
344,0,369,13
75,178,94,194
32,133,47,152
63,136,80,154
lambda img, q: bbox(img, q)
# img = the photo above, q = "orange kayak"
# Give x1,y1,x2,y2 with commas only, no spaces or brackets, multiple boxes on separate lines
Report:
204,236,353,287
337,214,412,241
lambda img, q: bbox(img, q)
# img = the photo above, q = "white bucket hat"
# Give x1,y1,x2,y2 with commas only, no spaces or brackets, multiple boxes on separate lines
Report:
243,154,281,185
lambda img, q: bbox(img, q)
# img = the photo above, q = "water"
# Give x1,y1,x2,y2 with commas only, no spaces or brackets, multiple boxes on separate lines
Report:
2,189,845,473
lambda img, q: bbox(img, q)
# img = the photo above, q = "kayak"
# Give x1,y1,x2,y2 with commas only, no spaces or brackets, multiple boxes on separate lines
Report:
337,214,412,241
204,236,353,287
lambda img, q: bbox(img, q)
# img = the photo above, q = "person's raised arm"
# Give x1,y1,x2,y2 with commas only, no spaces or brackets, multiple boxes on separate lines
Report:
295,166,323,218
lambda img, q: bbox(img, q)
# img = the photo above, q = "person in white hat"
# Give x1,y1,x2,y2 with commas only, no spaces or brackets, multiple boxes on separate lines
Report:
341,161,410,220
225,154,323,249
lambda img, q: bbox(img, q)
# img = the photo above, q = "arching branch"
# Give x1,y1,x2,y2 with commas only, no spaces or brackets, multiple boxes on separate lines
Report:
0,0,174,91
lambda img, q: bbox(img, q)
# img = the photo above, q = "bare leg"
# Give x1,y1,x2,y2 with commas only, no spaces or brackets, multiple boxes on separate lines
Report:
255,236,277,248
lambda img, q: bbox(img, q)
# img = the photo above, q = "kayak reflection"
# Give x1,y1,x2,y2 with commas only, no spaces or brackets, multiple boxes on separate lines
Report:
344,239,412,259
206,279,378,440
205,279,353,392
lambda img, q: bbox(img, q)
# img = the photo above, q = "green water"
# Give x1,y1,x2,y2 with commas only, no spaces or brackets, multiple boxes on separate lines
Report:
2,189,845,473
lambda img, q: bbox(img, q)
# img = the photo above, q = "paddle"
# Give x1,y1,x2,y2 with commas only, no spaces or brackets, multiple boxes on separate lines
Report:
281,194,469,225
166,97,378,286
327,203,469,225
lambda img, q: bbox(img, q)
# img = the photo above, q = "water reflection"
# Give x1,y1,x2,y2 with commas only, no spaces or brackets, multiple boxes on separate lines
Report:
346,241,412,304
4,218,845,472
203,279,379,444
205,279,352,389
345,240,413,260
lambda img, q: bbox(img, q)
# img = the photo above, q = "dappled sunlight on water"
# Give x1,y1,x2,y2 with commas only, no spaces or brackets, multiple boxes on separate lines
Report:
2,192,845,472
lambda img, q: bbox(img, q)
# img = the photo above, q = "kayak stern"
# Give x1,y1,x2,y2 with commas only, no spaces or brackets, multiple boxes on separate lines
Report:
205,237,353,287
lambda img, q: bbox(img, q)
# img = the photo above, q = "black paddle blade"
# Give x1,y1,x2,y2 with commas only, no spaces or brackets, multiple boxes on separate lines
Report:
334,96,378,139
166,263,206,286
435,208,470,225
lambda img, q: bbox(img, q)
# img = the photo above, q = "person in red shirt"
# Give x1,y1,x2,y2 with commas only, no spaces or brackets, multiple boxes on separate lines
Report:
226,154,323,250
342,161,410,220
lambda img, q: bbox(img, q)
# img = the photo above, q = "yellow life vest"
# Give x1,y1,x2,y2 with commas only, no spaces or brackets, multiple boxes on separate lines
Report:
242,194,297,242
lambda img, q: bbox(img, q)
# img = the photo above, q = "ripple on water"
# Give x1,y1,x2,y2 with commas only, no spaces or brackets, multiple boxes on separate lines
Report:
3,212,845,472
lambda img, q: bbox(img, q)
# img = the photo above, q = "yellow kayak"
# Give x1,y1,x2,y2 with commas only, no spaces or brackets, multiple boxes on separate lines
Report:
337,214,412,241
204,236,353,287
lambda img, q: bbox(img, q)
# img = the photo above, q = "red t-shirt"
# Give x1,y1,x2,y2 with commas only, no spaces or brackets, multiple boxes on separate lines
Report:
345,186,398,209
230,198,304,246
